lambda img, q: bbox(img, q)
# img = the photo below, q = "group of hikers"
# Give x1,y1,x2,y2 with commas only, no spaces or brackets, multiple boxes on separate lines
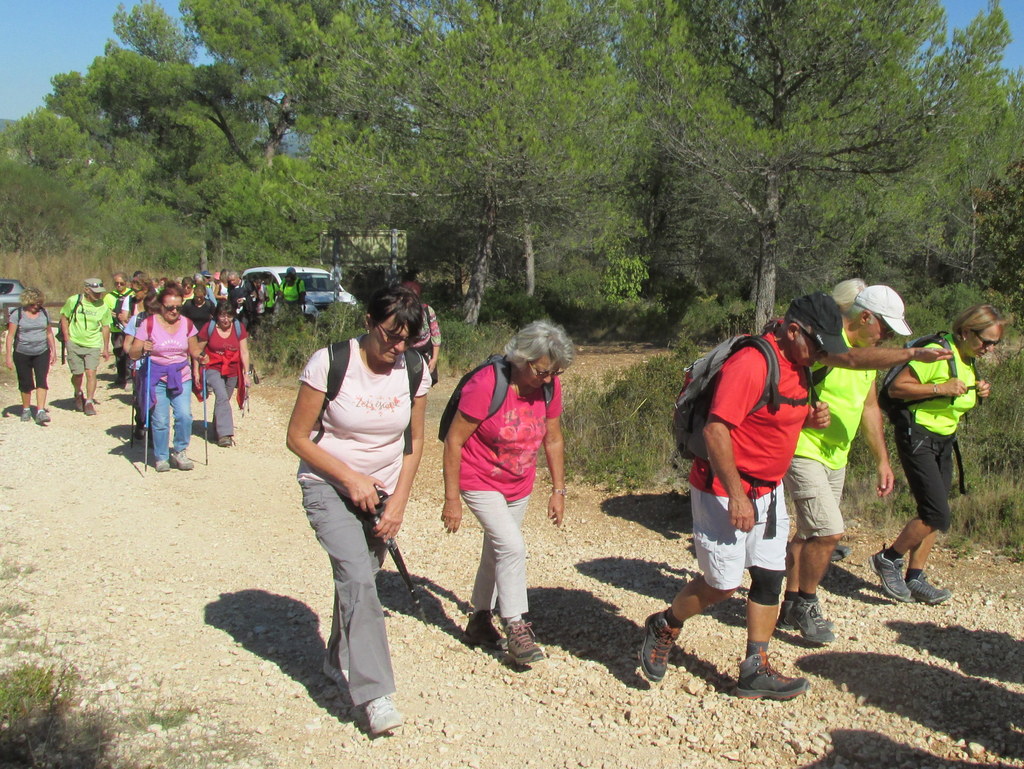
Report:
5,273,1004,737
281,280,1005,736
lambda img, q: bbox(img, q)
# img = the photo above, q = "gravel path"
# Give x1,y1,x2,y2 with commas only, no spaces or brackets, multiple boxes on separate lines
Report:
1,353,1022,769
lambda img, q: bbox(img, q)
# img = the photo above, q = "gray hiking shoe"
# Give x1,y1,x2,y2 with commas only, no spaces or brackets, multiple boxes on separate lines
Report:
831,544,852,562
155,460,171,473
638,611,680,683
736,650,809,700
34,408,50,425
506,620,545,666
870,550,913,602
20,408,32,422
776,599,795,631
170,451,194,471
906,573,952,605
363,694,403,735
786,598,835,646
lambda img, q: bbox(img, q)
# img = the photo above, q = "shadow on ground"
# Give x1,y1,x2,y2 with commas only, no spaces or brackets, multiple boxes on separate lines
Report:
600,491,691,540
887,620,1024,683
798,729,982,768
799,651,1024,760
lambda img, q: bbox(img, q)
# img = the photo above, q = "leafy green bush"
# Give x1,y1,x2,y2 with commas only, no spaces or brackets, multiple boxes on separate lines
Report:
437,315,513,377
477,281,547,326
249,303,365,379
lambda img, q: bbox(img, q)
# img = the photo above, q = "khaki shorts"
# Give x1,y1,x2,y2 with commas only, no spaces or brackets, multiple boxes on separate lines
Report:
783,456,846,539
66,342,101,375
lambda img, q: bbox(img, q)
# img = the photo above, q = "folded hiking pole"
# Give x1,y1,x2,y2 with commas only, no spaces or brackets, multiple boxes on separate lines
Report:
370,490,427,621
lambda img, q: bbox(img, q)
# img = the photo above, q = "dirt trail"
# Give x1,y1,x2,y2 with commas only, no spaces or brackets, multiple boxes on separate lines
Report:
1,350,1023,769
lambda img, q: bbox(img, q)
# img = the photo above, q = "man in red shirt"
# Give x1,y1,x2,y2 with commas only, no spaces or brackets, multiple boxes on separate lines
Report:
638,293,847,699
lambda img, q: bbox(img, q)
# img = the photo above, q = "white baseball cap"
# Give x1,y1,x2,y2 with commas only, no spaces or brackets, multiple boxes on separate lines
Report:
854,285,912,336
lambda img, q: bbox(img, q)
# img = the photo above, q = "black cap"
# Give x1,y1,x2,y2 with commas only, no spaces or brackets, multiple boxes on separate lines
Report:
785,292,848,355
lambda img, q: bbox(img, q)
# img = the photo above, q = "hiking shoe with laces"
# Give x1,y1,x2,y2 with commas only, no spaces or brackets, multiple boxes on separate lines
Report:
786,599,836,646
506,620,545,666
776,599,796,631
364,694,403,735
638,611,680,683
170,451,194,471
83,400,97,416
464,610,503,649
736,650,809,700
155,460,171,473
831,544,852,562
34,408,50,425
906,573,952,605
75,392,84,412
20,408,32,422
870,550,913,603
217,436,234,448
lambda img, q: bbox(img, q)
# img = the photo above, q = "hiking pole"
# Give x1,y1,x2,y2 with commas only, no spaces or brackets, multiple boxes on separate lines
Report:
202,367,209,466
372,491,427,622
142,357,151,474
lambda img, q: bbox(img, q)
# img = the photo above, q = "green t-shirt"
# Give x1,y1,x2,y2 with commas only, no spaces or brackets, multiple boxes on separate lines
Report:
794,329,877,469
60,294,112,349
906,335,977,436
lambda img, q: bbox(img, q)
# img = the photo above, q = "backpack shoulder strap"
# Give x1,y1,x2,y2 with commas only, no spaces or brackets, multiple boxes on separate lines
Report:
313,341,351,445
234,319,242,337
207,319,216,338
145,313,156,337
487,356,512,419
401,350,425,454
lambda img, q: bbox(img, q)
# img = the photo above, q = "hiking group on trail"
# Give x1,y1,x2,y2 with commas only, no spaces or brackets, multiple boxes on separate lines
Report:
4,272,1009,737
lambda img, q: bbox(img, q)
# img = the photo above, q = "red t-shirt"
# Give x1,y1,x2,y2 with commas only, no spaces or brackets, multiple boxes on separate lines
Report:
690,333,808,498
458,365,563,500
198,320,248,353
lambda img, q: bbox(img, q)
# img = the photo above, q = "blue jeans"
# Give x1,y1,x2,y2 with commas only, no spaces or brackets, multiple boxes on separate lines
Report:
150,381,193,461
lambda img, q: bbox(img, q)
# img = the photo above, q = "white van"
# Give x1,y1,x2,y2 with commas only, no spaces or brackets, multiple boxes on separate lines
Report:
242,266,357,319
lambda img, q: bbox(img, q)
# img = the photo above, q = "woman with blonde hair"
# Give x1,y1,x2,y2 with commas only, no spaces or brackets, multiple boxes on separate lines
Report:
5,288,57,424
871,304,1008,604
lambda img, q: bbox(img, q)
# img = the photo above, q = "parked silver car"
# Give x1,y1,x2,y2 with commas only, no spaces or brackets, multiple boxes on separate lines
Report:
0,278,24,321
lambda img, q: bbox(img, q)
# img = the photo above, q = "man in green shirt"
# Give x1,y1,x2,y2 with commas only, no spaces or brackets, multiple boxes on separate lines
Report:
60,278,112,416
779,281,947,644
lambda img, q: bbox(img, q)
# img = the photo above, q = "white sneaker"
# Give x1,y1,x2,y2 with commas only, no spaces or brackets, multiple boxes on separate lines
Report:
364,694,403,735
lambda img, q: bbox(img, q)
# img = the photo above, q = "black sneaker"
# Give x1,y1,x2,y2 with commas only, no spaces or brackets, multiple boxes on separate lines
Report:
464,610,503,649
870,550,913,602
787,598,835,646
736,650,809,700
638,611,680,683
776,599,796,631
906,573,952,605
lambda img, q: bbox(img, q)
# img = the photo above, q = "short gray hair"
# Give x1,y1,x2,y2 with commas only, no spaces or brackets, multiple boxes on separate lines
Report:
224,270,240,281
504,320,575,371
832,278,867,319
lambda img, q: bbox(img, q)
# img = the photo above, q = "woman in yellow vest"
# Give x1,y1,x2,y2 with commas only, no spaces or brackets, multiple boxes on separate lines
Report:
870,304,1007,605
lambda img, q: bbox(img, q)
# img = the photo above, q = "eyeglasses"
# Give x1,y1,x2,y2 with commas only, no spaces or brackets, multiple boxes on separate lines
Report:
975,329,1002,347
377,324,412,345
528,361,564,379
113,281,127,287
162,305,181,313
796,324,825,355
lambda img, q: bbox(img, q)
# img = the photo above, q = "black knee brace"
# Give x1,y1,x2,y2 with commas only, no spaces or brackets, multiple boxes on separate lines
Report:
748,566,785,606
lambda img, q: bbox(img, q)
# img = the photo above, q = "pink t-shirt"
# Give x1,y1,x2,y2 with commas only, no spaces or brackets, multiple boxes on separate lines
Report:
297,337,431,494
458,365,562,500
135,316,197,383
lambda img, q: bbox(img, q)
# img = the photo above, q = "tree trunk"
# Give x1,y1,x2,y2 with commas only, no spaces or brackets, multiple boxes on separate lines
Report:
753,171,781,331
523,220,535,297
463,193,498,325
199,238,208,273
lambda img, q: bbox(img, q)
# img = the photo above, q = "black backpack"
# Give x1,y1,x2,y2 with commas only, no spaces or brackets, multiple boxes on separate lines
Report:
672,334,811,461
876,332,963,424
312,341,424,453
438,354,554,442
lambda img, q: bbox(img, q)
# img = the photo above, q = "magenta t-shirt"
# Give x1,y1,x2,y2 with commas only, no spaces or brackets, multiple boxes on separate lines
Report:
135,316,197,383
458,365,562,500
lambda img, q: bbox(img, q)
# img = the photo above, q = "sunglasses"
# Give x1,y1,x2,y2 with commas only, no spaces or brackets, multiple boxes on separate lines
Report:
975,329,1001,347
377,324,412,345
162,305,182,313
796,324,825,354
528,361,564,378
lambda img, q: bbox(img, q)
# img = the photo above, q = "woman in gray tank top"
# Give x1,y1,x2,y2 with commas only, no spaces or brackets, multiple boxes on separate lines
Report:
5,287,57,425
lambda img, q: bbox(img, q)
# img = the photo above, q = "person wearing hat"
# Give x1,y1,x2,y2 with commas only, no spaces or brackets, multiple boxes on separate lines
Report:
870,304,1008,605
638,292,845,700
59,278,113,416
279,267,306,311
778,280,951,645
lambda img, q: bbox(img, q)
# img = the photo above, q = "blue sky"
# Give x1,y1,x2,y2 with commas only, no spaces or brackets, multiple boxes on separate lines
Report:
1,0,1022,121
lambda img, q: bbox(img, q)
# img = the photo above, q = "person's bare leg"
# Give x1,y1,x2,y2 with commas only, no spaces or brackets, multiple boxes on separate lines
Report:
85,369,98,402
747,600,779,643
785,538,804,593
905,527,940,571
668,576,735,623
798,534,843,593
891,518,936,564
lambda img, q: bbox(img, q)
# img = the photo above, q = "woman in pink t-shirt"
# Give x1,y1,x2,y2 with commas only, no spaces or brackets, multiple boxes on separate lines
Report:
129,283,201,473
442,321,574,667
285,285,429,736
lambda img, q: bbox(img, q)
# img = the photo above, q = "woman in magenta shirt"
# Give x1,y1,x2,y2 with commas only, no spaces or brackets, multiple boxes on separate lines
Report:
442,321,574,666
129,284,202,472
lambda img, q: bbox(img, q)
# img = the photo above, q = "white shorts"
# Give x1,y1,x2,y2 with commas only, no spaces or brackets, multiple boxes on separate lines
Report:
691,485,789,590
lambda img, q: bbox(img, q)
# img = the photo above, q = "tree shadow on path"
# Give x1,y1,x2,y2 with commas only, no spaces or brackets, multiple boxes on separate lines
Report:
887,620,1024,684
600,491,692,540
797,729,984,768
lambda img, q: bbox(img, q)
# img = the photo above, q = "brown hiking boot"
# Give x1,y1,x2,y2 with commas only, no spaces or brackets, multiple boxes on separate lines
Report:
505,620,545,666
464,610,503,648
83,400,97,416
75,392,85,412
639,611,680,683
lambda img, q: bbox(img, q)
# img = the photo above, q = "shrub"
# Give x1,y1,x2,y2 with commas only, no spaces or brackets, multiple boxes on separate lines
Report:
249,303,364,380
437,315,513,377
